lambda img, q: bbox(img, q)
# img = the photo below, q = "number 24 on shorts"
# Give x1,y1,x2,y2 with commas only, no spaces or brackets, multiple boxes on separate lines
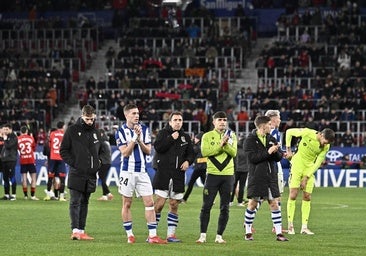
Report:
119,177,129,186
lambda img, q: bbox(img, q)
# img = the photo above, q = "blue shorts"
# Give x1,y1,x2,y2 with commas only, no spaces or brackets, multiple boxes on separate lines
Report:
48,160,66,174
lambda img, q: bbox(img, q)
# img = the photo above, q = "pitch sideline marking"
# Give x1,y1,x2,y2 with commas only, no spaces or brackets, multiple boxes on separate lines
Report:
319,203,349,209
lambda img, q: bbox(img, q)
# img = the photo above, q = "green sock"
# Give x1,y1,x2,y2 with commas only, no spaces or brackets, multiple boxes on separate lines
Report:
301,200,311,226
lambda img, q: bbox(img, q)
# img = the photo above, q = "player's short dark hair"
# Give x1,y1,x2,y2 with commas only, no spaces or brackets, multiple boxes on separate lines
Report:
3,123,12,129
212,111,227,119
56,121,65,129
20,126,28,134
321,128,335,143
123,103,138,113
169,111,183,121
254,115,271,128
82,104,96,116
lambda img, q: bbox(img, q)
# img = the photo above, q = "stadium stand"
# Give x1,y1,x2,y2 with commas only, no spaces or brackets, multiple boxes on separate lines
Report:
0,15,100,140
81,13,256,137
2,1,366,146
245,4,366,146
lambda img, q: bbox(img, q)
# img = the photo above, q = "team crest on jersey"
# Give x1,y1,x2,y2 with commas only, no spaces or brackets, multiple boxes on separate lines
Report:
181,136,186,143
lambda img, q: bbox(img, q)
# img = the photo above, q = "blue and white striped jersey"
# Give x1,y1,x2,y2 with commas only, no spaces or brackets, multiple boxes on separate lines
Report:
270,128,281,144
270,128,284,172
115,123,151,173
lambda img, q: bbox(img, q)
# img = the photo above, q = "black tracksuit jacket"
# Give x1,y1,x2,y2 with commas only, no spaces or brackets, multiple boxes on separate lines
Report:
153,125,195,193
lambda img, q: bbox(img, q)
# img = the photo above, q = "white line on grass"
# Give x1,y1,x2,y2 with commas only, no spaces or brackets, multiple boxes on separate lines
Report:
319,203,349,209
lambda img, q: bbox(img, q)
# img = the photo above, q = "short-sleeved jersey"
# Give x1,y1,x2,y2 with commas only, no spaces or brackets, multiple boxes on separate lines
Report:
286,128,330,176
18,134,36,165
115,123,151,173
49,129,64,160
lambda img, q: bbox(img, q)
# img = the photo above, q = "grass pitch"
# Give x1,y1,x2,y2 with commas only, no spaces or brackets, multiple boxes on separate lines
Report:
0,186,364,256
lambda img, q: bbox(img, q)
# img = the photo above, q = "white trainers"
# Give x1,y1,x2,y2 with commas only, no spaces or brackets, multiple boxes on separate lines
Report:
300,227,314,235
196,237,206,243
214,235,226,244
31,196,40,201
98,196,108,201
107,193,114,200
44,189,55,197
196,233,207,244
288,225,295,235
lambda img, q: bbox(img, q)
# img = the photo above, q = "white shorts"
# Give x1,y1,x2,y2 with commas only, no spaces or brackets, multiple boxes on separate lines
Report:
154,179,183,200
118,171,153,197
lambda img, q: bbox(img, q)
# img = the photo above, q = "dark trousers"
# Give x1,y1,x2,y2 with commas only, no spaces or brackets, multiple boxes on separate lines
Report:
230,172,248,203
2,161,17,195
69,189,91,231
98,164,111,195
199,174,234,235
183,168,206,201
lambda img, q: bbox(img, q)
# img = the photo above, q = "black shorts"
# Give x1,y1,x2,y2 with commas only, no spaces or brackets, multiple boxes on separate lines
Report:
20,164,37,174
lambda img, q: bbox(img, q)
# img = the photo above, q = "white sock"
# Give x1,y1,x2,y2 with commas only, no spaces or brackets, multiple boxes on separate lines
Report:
126,229,133,236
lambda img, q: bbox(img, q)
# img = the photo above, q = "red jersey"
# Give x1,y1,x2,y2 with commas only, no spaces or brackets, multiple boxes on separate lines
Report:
49,129,64,160
18,134,36,164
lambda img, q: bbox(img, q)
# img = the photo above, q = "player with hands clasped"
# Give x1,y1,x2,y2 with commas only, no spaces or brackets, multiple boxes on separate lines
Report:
243,115,288,242
116,103,166,244
196,111,237,244
285,127,335,235
153,111,195,243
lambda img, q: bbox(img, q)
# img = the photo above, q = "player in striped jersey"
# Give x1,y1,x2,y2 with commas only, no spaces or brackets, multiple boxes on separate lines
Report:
265,110,287,233
116,103,166,244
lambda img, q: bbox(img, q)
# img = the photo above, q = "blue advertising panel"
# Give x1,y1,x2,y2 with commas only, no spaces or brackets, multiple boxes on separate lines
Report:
2,146,365,188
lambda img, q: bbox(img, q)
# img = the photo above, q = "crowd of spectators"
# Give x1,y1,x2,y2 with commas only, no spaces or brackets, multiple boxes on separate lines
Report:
2,2,366,147
239,2,366,146
73,2,366,146
79,6,255,135
0,13,100,142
